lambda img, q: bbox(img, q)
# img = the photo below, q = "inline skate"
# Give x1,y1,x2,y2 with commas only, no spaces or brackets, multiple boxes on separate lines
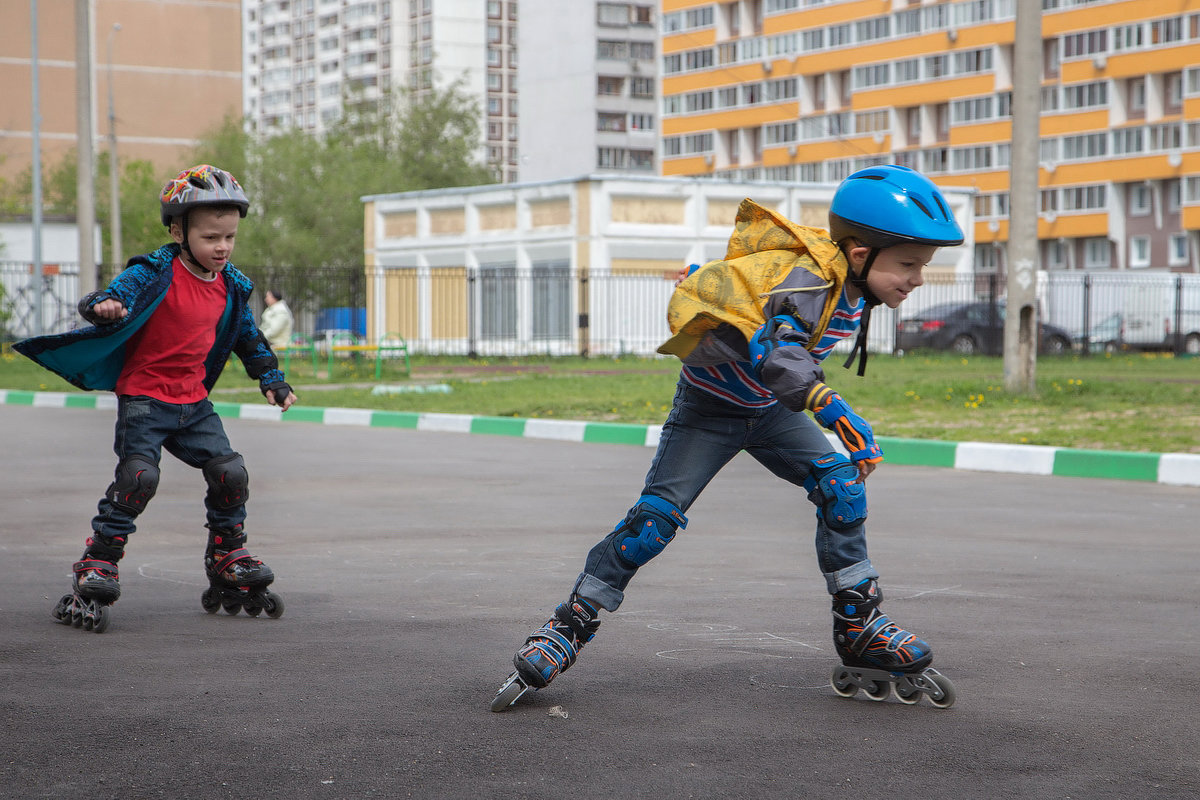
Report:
52,534,125,634
829,579,955,708
200,526,284,619
490,596,600,712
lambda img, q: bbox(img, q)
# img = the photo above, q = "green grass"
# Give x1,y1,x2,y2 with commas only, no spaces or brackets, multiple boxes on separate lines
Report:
4,346,1198,454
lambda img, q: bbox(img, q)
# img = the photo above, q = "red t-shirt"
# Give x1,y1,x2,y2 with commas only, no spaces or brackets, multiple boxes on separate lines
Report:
116,257,228,403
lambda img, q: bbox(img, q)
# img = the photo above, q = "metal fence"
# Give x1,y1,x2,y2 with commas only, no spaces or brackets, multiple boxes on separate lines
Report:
4,260,1200,357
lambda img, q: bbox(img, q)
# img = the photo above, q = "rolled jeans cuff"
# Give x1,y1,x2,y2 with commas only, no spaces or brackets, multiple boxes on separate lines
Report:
823,559,878,595
573,573,625,612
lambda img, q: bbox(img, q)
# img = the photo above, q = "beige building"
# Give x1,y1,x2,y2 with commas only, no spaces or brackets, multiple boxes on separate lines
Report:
361,174,975,357
1,0,242,178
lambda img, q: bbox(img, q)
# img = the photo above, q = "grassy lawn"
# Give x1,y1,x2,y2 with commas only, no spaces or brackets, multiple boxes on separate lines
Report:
3,345,1198,454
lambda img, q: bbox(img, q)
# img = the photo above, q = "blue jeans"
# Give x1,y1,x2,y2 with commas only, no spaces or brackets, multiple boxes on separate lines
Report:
92,396,243,539
574,383,877,610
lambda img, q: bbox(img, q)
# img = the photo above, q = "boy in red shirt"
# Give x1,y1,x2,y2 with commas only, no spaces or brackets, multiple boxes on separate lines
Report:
15,165,294,633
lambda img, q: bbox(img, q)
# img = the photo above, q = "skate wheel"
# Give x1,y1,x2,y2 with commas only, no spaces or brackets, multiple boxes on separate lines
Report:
91,605,111,634
245,605,263,617
222,602,242,616
52,595,74,624
490,673,528,712
264,593,284,619
925,672,956,709
893,681,922,704
830,666,858,698
862,680,890,701
201,588,221,614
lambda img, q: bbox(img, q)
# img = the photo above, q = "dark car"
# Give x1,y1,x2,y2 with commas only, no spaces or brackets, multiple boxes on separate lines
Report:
895,301,1073,356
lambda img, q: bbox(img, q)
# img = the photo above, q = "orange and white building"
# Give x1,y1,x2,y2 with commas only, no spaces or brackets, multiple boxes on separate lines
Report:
660,0,1200,275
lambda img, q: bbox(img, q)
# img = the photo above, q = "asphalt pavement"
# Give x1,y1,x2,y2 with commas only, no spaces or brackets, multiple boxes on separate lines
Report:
1,403,1197,799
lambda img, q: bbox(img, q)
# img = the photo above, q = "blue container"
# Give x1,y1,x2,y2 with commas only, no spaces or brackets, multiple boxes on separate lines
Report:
315,307,366,336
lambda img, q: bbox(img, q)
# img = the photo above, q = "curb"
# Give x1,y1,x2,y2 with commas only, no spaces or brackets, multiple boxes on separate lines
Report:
4,389,1199,488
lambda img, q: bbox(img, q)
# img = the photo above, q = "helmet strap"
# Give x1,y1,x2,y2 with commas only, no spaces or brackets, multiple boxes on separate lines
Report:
177,214,214,276
843,247,883,377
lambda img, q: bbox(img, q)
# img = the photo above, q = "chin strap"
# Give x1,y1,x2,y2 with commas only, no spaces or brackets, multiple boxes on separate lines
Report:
843,248,883,377
178,216,214,276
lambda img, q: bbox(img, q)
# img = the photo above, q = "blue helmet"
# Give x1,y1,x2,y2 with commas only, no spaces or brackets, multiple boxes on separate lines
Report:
829,165,964,248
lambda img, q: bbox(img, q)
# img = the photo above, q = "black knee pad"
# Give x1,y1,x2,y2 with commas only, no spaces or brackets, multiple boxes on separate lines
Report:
105,456,160,515
203,453,249,510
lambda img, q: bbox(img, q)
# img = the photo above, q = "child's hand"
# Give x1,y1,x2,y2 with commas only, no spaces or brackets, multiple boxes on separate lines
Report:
92,298,127,321
269,388,297,411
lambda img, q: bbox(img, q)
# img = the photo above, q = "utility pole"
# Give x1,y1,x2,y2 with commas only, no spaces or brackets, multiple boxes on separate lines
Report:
76,0,97,295
106,23,122,270
1004,0,1041,393
31,0,44,336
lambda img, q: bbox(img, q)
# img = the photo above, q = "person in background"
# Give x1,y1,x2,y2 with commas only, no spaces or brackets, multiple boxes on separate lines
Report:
260,289,294,350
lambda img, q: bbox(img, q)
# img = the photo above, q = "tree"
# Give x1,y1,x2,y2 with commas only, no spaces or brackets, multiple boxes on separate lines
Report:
191,81,497,270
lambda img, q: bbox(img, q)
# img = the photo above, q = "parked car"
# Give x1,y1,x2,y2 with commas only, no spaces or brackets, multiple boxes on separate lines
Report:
1073,313,1125,354
895,301,1073,356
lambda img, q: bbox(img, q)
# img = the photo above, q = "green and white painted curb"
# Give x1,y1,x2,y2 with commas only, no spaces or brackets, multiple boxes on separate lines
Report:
4,389,1199,488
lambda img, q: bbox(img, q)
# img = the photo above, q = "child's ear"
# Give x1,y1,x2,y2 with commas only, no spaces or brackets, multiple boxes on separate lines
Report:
168,220,184,244
845,244,871,270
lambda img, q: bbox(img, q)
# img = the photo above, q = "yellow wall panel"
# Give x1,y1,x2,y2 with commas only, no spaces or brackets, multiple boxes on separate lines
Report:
386,269,420,340
530,198,571,228
708,199,742,227
1039,110,1108,137
430,208,465,235
478,204,517,231
429,268,468,339
662,156,711,176
947,121,1012,146
382,211,417,239
1041,212,1108,239
612,196,687,225
1043,0,1170,34
663,30,715,53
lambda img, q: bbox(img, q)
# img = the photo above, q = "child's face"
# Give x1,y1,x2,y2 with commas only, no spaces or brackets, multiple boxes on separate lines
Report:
848,242,936,309
171,207,239,273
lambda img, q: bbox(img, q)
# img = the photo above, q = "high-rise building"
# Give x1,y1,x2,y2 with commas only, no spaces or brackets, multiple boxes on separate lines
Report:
518,1,659,182
1,0,242,177
660,0,1200,275
243,0,519,180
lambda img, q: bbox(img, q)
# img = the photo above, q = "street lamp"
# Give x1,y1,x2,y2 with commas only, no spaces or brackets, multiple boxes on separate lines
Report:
106,22,121,270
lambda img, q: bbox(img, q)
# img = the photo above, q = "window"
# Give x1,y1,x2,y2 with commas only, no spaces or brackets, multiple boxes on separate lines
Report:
1084,237,1111,268
1169,234,1189,266
1129,236,1151,268
597,112,626,132
1129,184,1151,215
630,77,654,98
1044,239,1068,270
629,113,653,130
974,244,998,272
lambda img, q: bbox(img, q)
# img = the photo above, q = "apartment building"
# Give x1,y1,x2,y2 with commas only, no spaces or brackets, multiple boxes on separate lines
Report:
660,0,1200,275
1,0,242,177
243,0,519,180
518,1,660,182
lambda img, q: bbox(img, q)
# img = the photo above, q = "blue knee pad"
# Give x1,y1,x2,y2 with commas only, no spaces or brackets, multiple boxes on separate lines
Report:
613,495,688,567
804,453,867,532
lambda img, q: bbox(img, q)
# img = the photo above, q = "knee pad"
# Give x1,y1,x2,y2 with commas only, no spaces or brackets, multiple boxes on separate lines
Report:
203,453,249,510
804,453,867,532
105,456,160,515
613,495,688,567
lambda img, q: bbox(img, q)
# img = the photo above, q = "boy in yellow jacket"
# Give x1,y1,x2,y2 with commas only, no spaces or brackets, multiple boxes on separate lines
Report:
493,166,964,710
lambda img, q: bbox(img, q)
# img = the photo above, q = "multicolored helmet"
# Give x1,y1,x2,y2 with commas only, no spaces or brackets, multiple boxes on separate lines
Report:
159,164,249,227
829,165,964,248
